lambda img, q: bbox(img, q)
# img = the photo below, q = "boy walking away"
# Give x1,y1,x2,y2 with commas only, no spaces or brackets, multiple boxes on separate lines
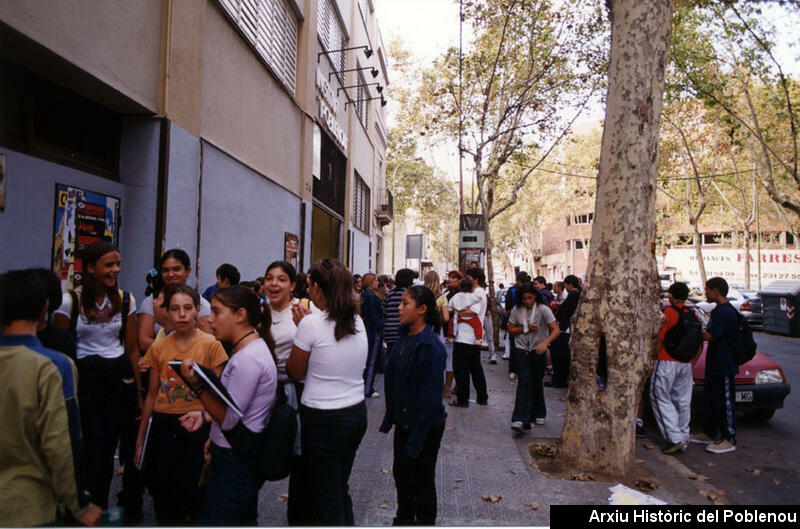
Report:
691,277,739,454
650,282,702,454
0,269,101,527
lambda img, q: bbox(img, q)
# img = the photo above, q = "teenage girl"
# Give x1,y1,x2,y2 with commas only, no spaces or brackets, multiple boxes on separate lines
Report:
135,284,227,525
54,241,141,510
179,285,278,525
379,285,447,525
287,259,368,525
137,249,212,355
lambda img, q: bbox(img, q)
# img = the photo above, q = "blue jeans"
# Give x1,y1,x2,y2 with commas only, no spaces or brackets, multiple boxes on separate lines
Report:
511,347,546,423
301,401,368,525
197,443,263,526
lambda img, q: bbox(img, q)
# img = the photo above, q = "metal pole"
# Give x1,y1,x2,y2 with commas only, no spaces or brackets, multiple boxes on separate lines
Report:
458,0,464,216
756,174,762,291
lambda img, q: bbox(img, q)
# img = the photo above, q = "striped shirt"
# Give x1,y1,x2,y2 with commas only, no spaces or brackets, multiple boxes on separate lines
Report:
383,287,406,345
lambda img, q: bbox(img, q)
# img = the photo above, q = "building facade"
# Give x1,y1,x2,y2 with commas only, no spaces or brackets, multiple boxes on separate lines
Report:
0,0,391,300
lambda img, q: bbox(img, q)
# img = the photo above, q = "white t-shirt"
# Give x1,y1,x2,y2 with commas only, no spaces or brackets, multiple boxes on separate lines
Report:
293,311,368,410
55,288,137,360
449,288,488,345
270,301,298,374
448,291,482,313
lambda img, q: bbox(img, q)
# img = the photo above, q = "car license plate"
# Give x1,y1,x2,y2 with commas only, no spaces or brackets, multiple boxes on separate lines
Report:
736,391,753,403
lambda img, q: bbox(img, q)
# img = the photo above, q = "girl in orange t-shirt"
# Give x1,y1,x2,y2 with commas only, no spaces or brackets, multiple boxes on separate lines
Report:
135,284,227,525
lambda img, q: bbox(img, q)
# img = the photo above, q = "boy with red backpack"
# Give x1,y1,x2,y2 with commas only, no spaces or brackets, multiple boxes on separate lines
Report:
650,282,703,454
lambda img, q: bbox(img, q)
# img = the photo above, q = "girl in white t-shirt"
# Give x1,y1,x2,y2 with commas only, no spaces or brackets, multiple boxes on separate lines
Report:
54,241,140,510
287,259,368,525
137,249,212,355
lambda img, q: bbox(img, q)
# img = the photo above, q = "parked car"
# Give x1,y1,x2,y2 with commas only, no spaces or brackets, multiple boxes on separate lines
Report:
688,306,790,421
690,288,763,328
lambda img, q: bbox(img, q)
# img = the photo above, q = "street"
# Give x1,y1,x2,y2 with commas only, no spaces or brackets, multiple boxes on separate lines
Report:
664,331,799,505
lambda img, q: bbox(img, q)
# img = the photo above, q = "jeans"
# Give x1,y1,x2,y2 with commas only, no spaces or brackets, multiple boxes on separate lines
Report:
301,401,368,525
511,347,546,423
453,342,488,405
392,422,445,525
197,443,263,526
364,330,382,396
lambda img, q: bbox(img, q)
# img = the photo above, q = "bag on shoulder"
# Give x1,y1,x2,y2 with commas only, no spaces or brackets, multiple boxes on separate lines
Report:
729,311,757,365
68,289,131,344
663,305,702,362
223,381,297,482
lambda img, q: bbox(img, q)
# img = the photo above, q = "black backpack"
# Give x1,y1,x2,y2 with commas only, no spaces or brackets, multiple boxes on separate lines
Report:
663,305,703,362
729,311,757,365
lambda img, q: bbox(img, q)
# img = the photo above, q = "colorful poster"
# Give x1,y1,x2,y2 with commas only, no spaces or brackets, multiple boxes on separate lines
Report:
52,184,120,290
284,232,299,270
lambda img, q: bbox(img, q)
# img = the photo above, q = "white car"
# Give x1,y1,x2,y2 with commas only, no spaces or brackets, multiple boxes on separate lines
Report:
690,288,763,327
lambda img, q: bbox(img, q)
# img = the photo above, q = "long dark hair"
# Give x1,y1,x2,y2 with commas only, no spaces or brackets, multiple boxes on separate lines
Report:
214,285,276,357
161,248,191,270
405,285,441,334
293,272,309,299
81,241,121,321
515,282,543,307
308,259,357,341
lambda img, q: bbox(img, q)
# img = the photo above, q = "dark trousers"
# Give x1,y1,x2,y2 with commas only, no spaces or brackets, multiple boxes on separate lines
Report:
392,422,445,526
197,443,263,526
77,355,137,509
703,373,736,444
363,330,382,396
511,348,546,423
453,342,488,405
144,412,209,525
300,401,368,525
287,454,313,526
550,333,571,386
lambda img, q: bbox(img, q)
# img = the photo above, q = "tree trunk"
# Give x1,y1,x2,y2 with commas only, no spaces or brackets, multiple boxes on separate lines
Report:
559,0,672,477
743,224,751,290
692,220,707,286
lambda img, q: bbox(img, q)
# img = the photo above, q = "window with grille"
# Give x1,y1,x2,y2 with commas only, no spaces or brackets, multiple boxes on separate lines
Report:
353,172,370,234
217,0,298,94
317,0,347,76
314,132,347,216
355,74,369,127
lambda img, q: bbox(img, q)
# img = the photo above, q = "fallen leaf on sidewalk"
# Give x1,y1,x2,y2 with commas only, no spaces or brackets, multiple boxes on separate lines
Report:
745,467,762,476
278,493,289,503
445,426,456,431
693,474,710,483
552,489,563,494
454,478,464,483
699,489,726,505
381,468,390,474
705,461,716,467
635,479,657,491
523,501,540,510
379,503,388,509
773,479,781,486
481,495,502,503
509,470,518,475
571,473,594,481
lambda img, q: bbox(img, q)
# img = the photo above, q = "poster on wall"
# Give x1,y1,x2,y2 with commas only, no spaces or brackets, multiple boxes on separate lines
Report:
0,153,6,212
459,248,484,273
284,232,299,270
52,183,121,290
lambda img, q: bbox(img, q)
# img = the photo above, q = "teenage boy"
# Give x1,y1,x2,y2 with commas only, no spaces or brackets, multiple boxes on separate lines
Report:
0,269,101,526
691,277,739,454
202,263,241,301
650,282,701,454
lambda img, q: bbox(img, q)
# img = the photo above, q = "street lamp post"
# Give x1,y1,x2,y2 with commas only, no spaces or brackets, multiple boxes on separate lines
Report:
390,157,422,274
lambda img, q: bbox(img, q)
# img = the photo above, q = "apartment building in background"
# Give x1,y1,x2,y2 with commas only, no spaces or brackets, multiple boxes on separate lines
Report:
0,0,391,300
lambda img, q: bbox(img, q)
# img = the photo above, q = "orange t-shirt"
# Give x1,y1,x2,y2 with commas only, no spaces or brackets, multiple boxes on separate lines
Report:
144,331,228,414
657,304,684,362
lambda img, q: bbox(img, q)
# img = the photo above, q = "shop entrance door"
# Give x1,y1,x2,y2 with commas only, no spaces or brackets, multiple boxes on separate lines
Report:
311,205,341,264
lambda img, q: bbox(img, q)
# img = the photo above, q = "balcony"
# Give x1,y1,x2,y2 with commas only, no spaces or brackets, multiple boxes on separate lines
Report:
376,188,393,227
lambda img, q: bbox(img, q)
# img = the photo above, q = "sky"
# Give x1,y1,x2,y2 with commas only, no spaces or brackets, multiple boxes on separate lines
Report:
371,0,799,181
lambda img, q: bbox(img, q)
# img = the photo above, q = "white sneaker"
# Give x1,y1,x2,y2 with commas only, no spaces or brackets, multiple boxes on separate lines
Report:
370,392,380,398
489,354,498,364
511,421,524,433
509,373,517,380
534,418,545,426
502,352,510,360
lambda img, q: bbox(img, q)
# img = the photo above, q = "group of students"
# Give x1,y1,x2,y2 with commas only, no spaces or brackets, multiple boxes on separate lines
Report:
0,242,450,527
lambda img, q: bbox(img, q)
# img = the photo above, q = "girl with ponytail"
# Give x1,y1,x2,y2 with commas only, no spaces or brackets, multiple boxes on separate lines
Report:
178,285,278,525
379,285,447,525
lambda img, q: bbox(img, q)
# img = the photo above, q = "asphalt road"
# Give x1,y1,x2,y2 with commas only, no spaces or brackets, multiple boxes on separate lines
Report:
661,331,799,505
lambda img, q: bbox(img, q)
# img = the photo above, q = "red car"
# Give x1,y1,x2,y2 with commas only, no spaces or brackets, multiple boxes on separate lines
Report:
663,303,791,421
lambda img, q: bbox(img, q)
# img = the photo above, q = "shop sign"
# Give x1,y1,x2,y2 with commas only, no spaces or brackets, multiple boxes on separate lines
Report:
316,66,349,151
664,248,800,286
52,183,120,290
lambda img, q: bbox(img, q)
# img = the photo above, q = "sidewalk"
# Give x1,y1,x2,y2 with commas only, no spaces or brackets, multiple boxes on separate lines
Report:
254,351,713,526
